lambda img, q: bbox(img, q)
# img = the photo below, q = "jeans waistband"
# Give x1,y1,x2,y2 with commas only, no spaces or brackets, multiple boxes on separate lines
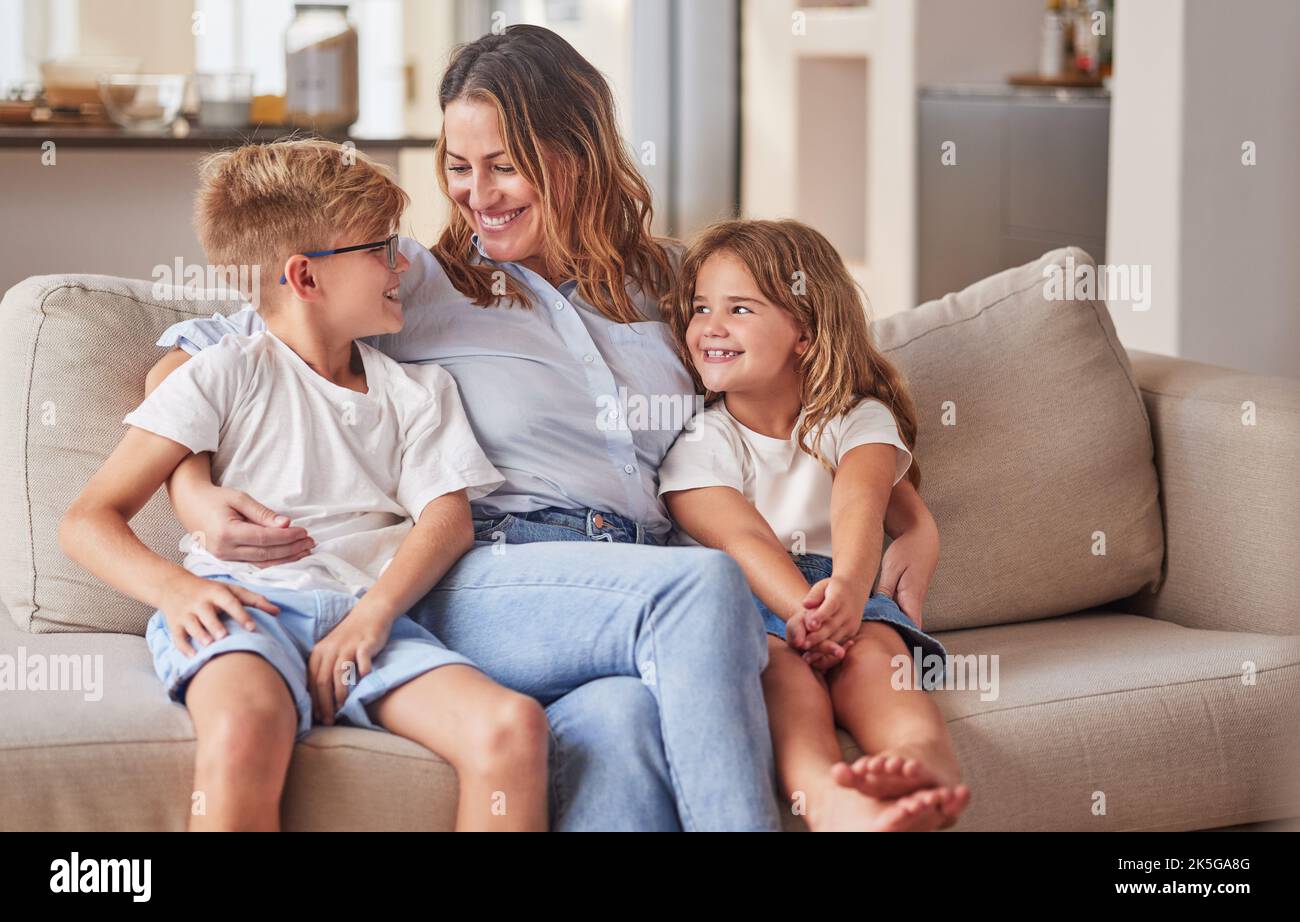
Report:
515,507,664,545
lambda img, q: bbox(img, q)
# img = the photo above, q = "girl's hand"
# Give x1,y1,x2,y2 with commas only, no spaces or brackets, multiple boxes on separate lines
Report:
794,576,867,651
877,521,940,629
157,572,280,658
172,476,315,568
307,603,393,725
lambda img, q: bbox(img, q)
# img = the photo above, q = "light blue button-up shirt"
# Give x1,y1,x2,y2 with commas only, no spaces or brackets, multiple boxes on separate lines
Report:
158,235,698,538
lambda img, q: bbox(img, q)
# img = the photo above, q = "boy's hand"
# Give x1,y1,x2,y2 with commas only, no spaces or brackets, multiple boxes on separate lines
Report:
796,576,867,651
877,523,939,629
157,573,280,658
308,602,393,725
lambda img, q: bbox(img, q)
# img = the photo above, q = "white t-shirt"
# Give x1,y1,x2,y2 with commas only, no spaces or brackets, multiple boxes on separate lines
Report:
124,331,504,597
657,397,912,558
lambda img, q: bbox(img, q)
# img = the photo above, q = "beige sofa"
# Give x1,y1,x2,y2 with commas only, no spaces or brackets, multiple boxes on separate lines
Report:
2,247,1297,831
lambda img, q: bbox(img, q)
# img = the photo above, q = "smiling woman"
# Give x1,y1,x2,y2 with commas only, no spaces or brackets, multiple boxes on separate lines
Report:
429,25,675,322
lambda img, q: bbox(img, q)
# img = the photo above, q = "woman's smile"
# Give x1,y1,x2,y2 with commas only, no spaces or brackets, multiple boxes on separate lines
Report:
477,204,529,232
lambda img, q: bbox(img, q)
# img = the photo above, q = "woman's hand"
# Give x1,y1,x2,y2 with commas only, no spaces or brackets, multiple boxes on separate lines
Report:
170,465,315,567
307,603,393,724
876,520,939,629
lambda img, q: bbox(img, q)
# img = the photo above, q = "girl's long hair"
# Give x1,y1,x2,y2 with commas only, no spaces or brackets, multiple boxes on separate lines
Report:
430,24,674,321
666,219,923,489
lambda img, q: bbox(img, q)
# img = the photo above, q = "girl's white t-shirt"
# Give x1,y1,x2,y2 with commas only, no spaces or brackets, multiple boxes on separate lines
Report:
657,398,912,557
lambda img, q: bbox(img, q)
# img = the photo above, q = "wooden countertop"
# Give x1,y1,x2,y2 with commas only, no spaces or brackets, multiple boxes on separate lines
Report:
0,124,435,149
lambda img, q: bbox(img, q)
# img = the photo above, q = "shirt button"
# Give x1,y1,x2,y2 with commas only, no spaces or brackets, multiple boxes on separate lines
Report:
623,464,635,474
583,353,594,363
553,300,565,311
608,407,619,419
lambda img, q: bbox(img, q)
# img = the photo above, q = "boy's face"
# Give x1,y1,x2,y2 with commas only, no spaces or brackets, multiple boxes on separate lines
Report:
686,251,808,395
281,230,410,339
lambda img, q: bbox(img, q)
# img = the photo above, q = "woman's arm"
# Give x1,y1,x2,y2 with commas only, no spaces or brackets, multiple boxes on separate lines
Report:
144,348,313,565
878,477,940,627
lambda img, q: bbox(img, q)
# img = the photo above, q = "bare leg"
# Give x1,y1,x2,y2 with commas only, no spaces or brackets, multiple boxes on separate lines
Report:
368,665,549,832
827,622,970,826
761,635,947,832
184,652,298,832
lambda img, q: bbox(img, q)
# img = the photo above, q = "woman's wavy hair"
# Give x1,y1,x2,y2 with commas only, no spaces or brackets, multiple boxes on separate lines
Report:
430,24,674,321
666,219,922,489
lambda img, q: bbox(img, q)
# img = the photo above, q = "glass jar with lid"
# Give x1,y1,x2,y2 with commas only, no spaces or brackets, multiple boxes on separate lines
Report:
284,2,359,132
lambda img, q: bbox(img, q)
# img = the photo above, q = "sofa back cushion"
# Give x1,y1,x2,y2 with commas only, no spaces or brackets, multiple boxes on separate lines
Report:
871,247,1164,629
0,276,237,633
1,248,1164,634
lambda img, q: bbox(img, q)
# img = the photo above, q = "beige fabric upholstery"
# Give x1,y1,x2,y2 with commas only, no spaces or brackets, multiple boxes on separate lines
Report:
2,258,1294,833
0,276,231,633
872,247,1163,630
4,600,1295,831
1122,351,1300,636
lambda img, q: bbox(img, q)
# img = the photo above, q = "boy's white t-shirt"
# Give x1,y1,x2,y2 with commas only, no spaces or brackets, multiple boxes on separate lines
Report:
657,398,912,558
124,331,504,597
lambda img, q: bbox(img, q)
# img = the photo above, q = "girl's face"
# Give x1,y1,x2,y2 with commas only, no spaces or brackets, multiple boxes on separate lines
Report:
443,99,546,270
686,251,809,395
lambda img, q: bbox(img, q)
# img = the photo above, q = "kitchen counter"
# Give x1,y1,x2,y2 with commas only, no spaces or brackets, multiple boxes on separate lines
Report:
0,124,435,149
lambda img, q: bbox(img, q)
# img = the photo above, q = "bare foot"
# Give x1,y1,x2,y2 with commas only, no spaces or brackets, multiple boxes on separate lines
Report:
876,787,965,832
802,783,950,832
934,784,972,829
832,740,961,800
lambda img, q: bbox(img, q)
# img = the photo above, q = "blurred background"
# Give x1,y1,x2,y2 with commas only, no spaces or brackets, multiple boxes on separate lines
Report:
0,0,1295,377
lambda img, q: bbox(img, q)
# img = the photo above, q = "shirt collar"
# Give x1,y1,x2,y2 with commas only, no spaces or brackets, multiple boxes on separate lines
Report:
469,231,579,296
468,232,492,265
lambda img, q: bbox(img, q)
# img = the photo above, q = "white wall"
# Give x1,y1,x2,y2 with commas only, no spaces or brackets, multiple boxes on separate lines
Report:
915,0,1044,85
1104,0,1184,358
1178,0,1299,379
1108,0,1299,379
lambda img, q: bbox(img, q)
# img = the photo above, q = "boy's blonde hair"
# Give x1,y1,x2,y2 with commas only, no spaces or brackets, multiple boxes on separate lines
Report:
194,137,410,302
667,218,923,490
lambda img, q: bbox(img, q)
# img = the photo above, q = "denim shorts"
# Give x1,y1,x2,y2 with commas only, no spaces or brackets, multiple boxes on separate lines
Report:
145,574,475,739
471,507,668,546
754,553,948,682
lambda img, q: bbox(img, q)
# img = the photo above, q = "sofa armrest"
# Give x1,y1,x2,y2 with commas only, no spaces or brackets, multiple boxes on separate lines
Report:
1122,350,1300,635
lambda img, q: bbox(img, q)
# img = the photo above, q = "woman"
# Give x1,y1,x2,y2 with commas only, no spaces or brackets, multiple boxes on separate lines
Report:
147,25,940,831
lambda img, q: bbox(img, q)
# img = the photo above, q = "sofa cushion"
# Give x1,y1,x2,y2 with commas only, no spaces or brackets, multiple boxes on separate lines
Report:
0,275,236,633
872,247,1164,629
5,603,1295,832
2,248,1163,634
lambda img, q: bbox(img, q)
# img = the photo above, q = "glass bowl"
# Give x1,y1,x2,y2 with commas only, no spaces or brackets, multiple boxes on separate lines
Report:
97,74,186,133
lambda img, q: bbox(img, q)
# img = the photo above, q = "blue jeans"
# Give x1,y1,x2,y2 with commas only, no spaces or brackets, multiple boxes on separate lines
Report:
408,506,781,832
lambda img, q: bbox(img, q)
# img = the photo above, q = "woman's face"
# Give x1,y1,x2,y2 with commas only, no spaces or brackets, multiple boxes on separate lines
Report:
442,99,546,270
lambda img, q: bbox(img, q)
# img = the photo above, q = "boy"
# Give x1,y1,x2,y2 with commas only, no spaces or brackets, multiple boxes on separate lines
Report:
60,139,549,832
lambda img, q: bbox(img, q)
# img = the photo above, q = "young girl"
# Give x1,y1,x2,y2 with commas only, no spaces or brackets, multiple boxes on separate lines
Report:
659,219,970,832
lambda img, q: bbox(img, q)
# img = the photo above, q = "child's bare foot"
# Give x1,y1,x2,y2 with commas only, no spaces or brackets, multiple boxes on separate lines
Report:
882,787,966,832
802,782,951,832
832,740,961,800
934,784,972,829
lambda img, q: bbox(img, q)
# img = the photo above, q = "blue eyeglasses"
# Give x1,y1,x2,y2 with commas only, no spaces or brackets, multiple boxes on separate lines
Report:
279,234,399,284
